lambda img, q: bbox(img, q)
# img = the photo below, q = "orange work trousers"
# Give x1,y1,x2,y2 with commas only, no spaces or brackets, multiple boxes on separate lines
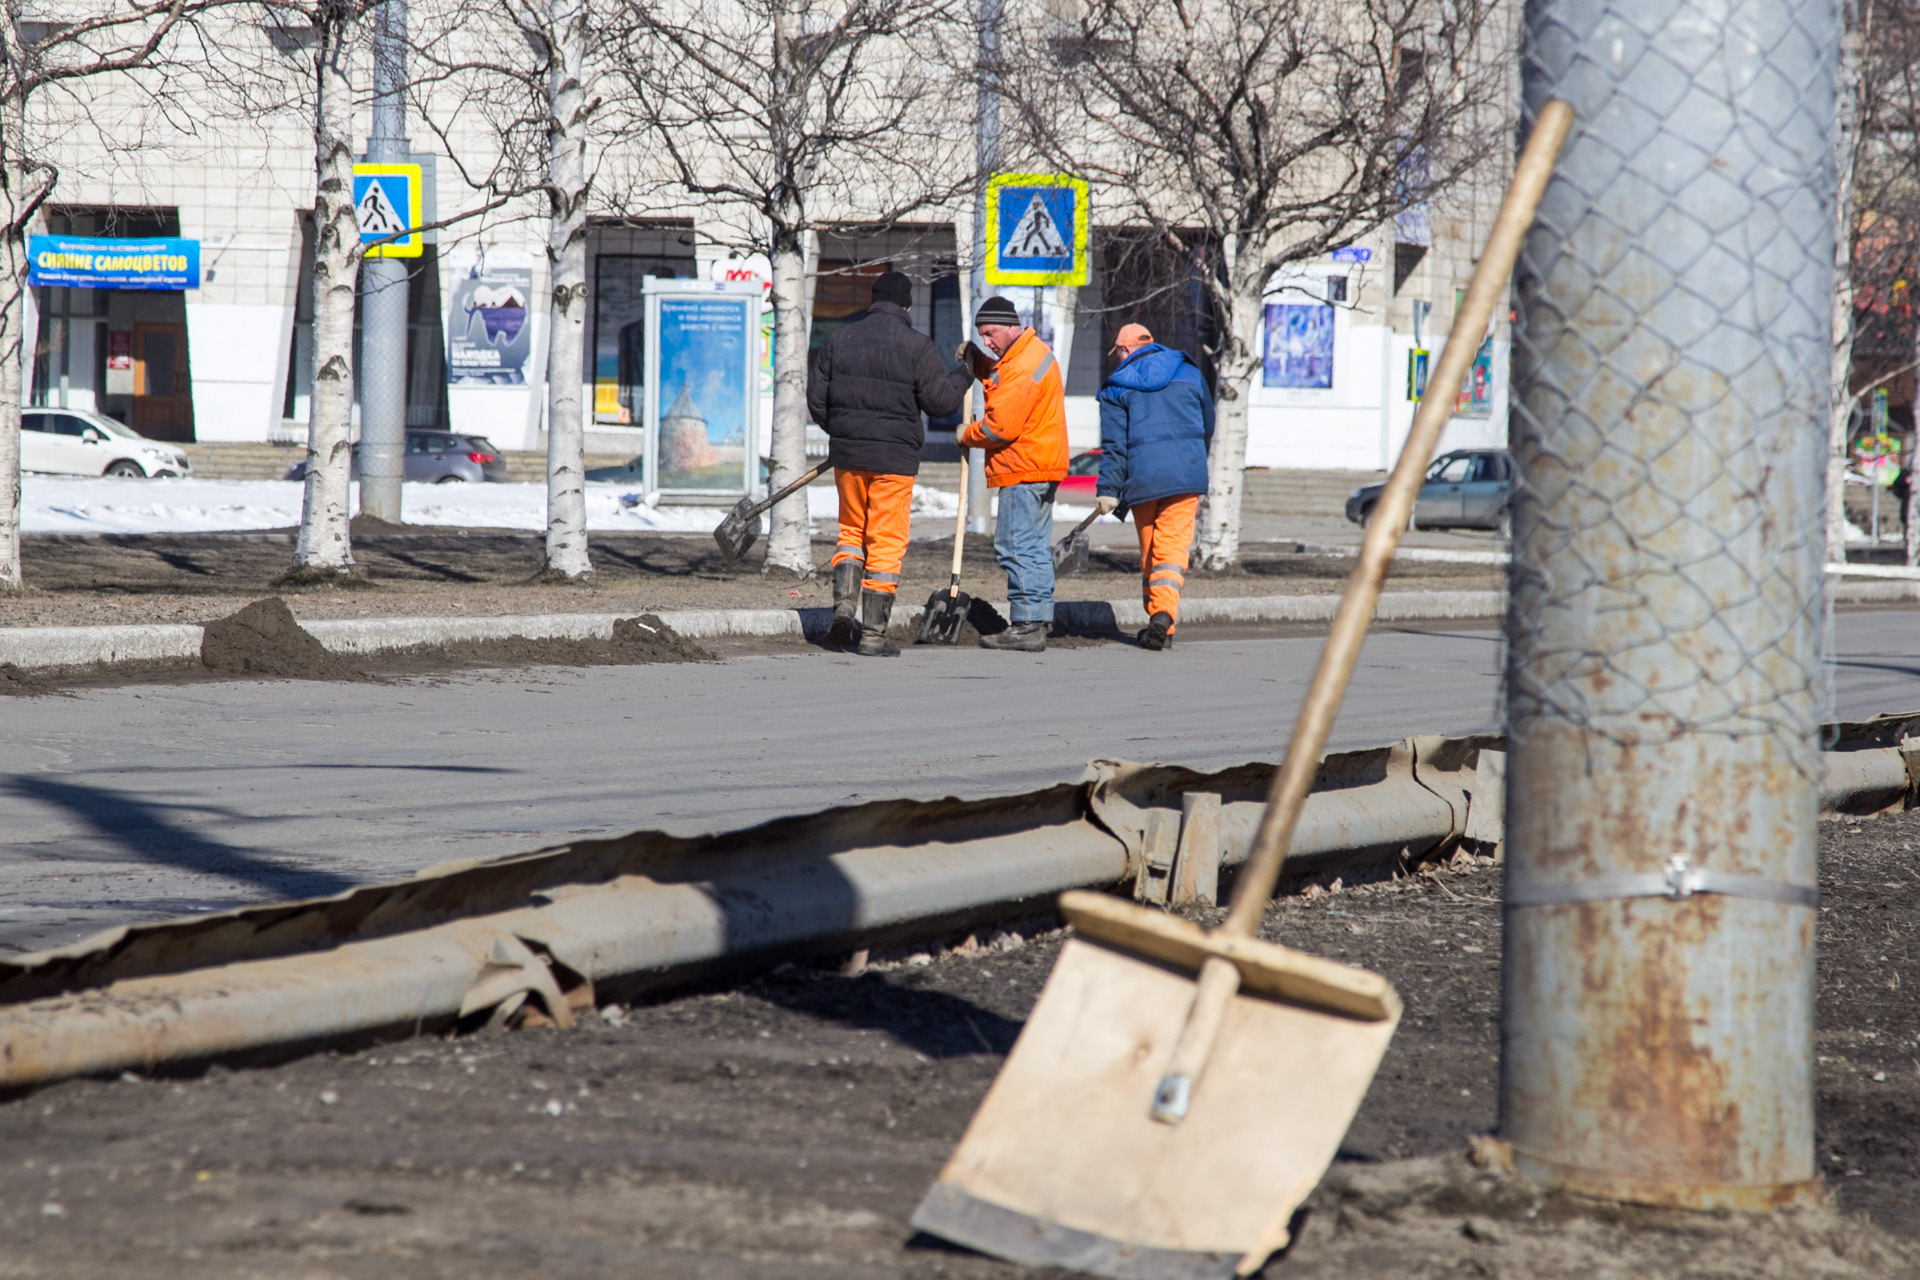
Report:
1132,494,1199,629
833,469,915,595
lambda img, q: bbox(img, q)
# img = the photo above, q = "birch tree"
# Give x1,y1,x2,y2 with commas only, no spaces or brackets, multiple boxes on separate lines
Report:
1003,0,1506,568
286,0,367,577
614,0,971,577
406,0,610,580
0,0,224,591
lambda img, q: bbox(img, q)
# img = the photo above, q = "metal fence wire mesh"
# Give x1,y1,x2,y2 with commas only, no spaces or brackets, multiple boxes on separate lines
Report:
1509,0,1835,760
1500,0,1835,1203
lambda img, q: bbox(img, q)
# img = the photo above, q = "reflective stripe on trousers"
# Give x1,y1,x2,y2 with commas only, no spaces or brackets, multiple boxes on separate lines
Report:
833,469,913,594
1131,494,1200,628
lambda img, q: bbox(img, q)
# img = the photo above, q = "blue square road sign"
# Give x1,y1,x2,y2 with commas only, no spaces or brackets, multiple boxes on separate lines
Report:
985,174,1089,287
353,163,423,258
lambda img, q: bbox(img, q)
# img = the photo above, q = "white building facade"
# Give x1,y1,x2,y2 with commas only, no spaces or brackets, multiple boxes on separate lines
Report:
25,12,1513,472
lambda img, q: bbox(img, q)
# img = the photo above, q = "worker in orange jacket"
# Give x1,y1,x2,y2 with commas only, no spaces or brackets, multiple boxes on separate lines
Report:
958,296,1069,652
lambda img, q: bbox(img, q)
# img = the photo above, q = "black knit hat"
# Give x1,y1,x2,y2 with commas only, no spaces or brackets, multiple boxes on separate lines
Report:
974,295,1021,328
871,270,913,308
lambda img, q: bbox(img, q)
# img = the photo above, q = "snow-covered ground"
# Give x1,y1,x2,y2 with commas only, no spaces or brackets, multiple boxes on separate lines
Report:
21,475,1095,536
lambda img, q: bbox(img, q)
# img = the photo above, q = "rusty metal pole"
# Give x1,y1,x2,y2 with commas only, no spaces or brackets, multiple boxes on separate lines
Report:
1502,0,1834,1209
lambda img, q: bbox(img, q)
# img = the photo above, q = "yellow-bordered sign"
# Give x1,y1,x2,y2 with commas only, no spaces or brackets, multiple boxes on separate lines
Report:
985,173,1089,287
353,163,424,258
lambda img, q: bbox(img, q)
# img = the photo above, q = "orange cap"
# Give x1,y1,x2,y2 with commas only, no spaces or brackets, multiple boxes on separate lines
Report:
1111,323,1153,354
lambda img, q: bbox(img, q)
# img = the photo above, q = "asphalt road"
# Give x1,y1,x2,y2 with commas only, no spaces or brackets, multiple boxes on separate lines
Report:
3,609,1917,954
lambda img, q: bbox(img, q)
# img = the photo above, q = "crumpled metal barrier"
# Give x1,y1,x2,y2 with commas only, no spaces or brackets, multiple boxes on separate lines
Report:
0,716,1911,1091
1083,734,1506,887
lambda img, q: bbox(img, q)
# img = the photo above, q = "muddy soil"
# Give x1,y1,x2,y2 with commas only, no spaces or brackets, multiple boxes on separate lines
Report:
0,812,1914,1278
2,603,723,697
3,531,1504,630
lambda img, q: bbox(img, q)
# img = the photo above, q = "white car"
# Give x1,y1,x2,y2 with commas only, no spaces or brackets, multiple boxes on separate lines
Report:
20,409,191,478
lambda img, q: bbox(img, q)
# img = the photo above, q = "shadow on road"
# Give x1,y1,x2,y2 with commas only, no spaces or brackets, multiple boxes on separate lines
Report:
1,774,362,899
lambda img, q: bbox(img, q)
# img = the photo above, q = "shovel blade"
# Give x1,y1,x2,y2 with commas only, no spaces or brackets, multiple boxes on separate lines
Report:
1052,532,1091,575
913,934,1398,1278
915,588,972,644
712,497,760,565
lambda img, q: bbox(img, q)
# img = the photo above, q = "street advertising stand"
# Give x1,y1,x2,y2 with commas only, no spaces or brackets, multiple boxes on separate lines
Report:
642,278,763,505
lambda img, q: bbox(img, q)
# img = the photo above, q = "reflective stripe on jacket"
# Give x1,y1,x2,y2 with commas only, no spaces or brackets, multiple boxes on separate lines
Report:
958,328,1068,487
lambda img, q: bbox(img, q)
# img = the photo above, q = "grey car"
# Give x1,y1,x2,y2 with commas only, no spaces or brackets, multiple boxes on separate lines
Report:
283,431,508,483
1345,449,1513,534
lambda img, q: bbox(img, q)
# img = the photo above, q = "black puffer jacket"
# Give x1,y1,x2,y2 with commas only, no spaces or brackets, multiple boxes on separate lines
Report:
807,302,969,476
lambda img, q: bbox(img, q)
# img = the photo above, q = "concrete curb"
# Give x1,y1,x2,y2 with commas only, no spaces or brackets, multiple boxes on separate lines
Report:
0,591,1511,672
4,582,1909,671
0,624,202,669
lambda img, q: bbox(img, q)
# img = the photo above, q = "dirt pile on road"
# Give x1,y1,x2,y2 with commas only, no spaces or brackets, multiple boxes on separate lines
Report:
957,596,1008,645
200,597,367,681
610,613,715,663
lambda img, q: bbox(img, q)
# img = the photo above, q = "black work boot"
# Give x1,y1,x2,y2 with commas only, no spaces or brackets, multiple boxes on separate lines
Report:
980,620,1047,652
1137,611,1175,651
855,589,900,657
827,561,861,648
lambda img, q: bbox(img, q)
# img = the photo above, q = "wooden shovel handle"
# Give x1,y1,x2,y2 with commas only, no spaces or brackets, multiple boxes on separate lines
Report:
1220,101,1573,938
754,458,831,520
947,449,971,591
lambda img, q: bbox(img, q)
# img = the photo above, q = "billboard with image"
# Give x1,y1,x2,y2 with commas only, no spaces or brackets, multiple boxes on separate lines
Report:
645,282,759,496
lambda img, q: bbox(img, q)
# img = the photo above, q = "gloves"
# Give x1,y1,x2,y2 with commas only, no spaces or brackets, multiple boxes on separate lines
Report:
957,340,999,381
1096,495,1119,516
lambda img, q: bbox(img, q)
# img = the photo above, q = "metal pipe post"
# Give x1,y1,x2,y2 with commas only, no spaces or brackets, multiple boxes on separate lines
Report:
1503,0,1834,1208
358,0,411,523
966,0,1001,536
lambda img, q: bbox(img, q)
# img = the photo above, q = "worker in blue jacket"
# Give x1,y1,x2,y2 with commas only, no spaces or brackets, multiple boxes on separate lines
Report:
1095,324,1214,650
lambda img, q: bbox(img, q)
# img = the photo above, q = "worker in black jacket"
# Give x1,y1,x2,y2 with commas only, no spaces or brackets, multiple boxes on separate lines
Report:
808,270,971,655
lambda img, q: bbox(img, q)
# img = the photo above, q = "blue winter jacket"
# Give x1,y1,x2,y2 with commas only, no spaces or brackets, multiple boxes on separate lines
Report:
1096,344,1214,513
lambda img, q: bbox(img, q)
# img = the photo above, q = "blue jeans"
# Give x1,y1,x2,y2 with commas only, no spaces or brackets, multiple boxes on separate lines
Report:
994,481,1057,624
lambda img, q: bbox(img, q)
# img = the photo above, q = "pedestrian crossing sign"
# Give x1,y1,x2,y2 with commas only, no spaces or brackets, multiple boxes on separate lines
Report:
353,163,424,258
985,173,1088,286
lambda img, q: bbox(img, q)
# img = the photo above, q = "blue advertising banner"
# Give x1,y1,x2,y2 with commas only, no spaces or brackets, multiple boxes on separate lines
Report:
645,284,758,494
28,236,200,290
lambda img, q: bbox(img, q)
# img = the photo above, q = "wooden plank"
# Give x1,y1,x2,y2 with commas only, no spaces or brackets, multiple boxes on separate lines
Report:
1170,792,1222,907
1059,891,1399,1022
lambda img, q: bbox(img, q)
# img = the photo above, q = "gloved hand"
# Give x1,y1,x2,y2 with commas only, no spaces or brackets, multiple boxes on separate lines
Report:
1096,495,1119,516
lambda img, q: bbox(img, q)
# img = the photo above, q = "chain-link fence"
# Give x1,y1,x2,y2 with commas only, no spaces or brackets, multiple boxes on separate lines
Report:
1501,0,1834,1207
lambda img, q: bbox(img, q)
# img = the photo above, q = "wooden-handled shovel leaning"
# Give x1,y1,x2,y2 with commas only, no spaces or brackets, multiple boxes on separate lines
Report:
911,102,1573,1280
713,458,831,566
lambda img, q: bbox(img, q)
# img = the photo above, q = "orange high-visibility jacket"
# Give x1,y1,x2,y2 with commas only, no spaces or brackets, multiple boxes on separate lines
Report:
959,328,1069,487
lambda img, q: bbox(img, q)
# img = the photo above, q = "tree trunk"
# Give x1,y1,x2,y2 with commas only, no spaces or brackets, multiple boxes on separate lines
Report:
0,89,28,592
764,225,813,575
542,0,592,579
1827,21,1859,564
1195,280,1264,571
294,5,361,575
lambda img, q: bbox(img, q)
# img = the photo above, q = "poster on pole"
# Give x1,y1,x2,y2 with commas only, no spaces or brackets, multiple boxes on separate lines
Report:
446,251,534,385
1262,302,1335,389
644,280,760,498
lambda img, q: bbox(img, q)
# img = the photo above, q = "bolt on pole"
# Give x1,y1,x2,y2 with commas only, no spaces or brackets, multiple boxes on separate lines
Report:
1502,0,1834,1209
359,0,411,524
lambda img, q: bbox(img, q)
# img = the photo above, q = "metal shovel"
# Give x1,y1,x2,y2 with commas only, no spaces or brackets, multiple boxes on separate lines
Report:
910,101,1573,1280
1052,507,1099,575
712,458,831,565
916,449,973,644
